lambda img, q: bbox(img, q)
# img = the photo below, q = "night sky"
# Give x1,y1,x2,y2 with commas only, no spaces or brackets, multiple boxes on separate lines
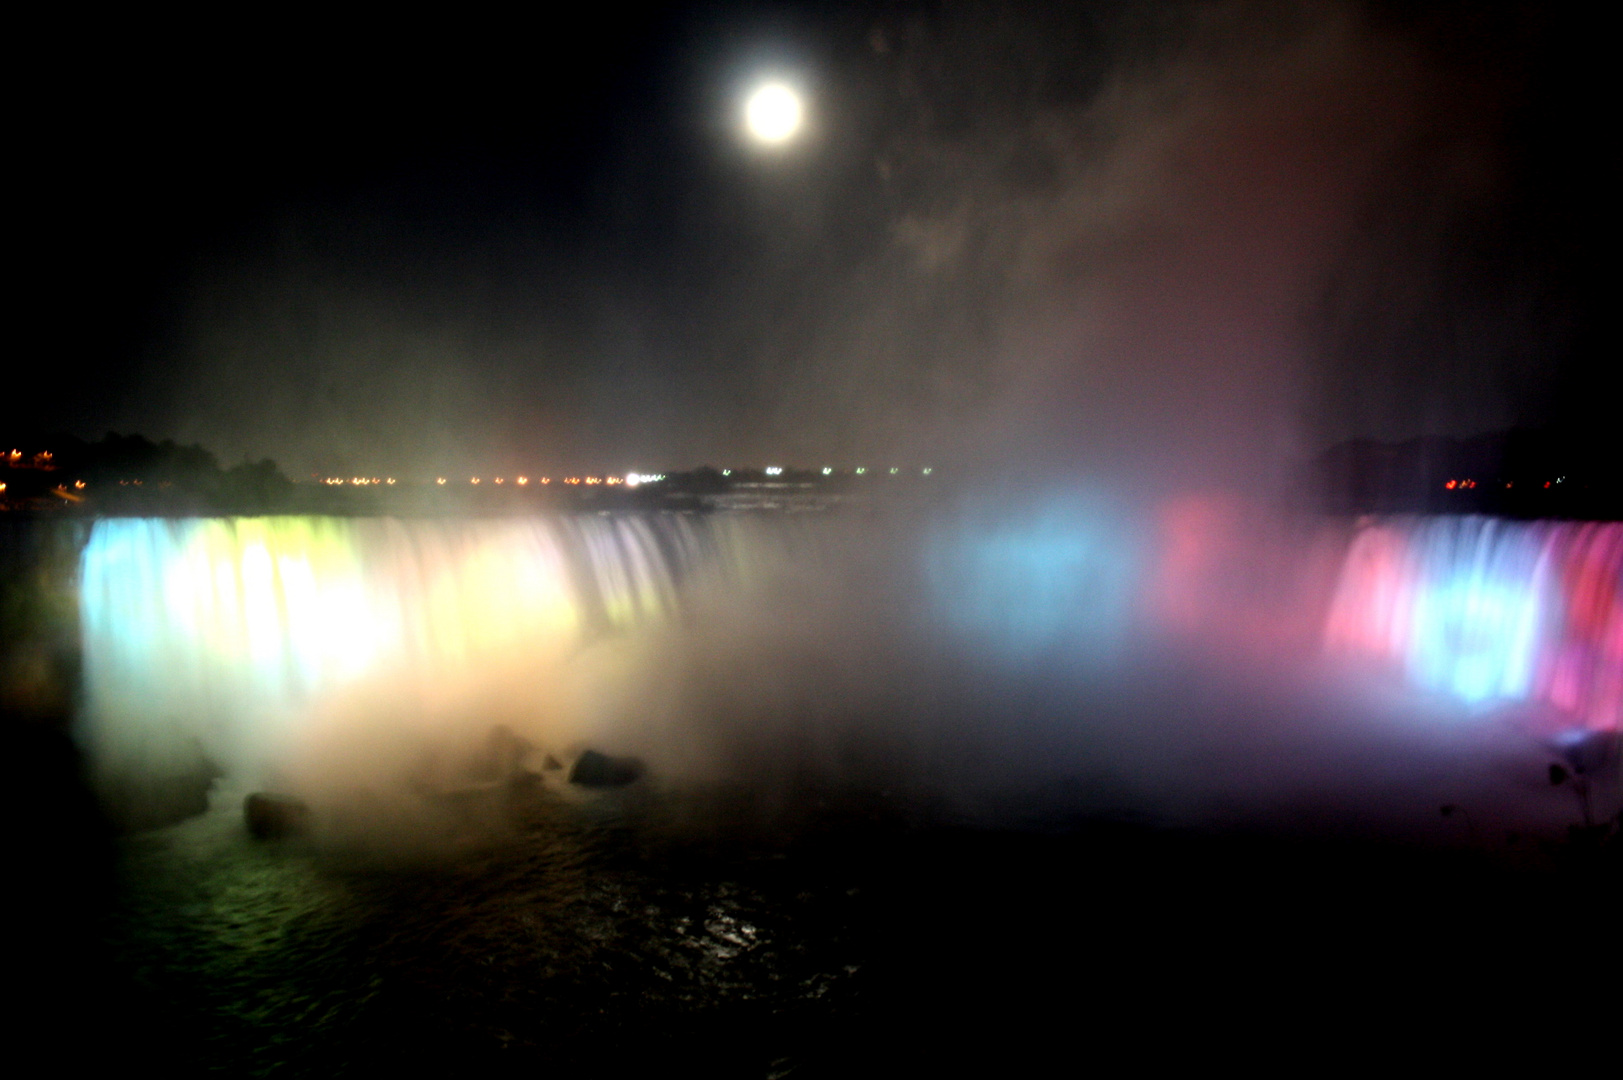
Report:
15,2,1603,483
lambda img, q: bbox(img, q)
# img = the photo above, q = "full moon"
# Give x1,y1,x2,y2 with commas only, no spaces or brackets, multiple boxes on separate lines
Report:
744,83,803,144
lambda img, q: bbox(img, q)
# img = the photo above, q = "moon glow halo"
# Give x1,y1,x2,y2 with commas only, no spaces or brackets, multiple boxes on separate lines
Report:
744,83,803,144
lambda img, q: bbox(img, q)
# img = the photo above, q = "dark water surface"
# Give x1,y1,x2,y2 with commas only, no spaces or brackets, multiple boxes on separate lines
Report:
105,785,884,1077
17,751,1618,1076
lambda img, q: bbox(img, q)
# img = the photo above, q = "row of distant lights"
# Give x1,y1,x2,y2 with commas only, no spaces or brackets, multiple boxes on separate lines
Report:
1445,477,1567,490
742,466,932,477
319,467,940,485
426,473,666,487
2,478,86,493
10,448,930,486
319,475,663,487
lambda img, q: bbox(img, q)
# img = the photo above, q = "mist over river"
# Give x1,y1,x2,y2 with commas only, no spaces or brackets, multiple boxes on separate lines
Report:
76,506,1618,830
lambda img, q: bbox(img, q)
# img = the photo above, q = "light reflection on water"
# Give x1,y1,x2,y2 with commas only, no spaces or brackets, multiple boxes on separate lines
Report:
98,769,1606,1076
107,781,875,1074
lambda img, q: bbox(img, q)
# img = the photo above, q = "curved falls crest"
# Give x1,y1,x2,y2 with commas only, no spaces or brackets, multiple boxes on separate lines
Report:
77,510,1621,786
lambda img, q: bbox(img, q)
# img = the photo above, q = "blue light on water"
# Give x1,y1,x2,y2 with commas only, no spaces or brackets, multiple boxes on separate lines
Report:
1400,519,1550,707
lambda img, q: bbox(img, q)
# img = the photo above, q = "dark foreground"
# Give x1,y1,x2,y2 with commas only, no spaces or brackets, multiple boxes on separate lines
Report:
16,735,1620,1076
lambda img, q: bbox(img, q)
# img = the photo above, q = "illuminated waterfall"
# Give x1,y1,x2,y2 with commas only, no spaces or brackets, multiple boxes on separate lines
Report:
1325,517,1622,729
78,514,770,776
75,508,1620,795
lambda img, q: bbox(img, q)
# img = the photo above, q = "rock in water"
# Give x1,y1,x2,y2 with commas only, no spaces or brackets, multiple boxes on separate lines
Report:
244,793,311,839
568,750,645,788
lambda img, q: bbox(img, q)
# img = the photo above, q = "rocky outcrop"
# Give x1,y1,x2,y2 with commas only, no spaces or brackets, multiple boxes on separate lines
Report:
568,749,644,787
244,792,311,839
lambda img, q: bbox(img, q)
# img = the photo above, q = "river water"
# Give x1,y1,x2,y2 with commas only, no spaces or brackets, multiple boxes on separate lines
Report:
37,768,1601,1077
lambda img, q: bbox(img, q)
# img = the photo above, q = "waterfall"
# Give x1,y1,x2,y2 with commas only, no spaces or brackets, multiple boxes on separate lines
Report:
77,514,774,779
1325,516,1622,730
74,507,1620,801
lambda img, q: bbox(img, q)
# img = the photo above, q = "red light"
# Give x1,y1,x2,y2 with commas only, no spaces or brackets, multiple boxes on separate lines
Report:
1445,480,1457,490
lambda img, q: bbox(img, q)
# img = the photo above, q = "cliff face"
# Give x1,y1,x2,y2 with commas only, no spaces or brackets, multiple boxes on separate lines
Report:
1,516,87,729
3,517,225,833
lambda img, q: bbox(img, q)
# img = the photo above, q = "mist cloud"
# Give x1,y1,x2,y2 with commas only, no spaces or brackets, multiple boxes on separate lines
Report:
45,2,1584,487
